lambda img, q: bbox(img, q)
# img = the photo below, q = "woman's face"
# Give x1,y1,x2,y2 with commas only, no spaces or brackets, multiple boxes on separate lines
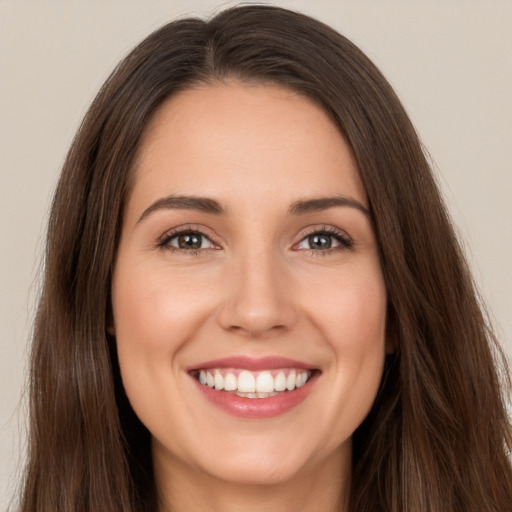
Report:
111,82,387,486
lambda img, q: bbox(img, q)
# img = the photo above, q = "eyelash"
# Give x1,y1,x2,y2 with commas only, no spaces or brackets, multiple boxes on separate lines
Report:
297,226,354,256
157,225,353,256
157,225,215,255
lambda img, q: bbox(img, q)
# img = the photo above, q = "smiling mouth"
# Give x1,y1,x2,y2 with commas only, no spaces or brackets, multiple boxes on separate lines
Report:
190,368,315,399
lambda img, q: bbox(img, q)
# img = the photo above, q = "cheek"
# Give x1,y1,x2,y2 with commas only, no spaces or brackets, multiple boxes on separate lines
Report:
306,264,387,351
332,278,386,385
304,265,387,418
110,263,219,435
110,263,220,415
112,265,217,353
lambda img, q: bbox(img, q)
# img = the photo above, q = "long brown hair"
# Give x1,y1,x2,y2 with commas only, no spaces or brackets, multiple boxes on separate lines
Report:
20,5,512,511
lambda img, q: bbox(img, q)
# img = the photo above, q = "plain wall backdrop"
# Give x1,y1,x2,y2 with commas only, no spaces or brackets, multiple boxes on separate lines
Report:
1,0,511,507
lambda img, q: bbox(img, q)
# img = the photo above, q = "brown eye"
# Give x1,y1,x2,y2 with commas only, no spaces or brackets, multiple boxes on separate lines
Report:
168,232,213,250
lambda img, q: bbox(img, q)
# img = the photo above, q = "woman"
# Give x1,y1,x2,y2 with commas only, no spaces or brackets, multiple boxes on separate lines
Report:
20,5,512,511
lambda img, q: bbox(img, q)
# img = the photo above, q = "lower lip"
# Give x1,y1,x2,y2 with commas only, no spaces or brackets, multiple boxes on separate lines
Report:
192,373,318,419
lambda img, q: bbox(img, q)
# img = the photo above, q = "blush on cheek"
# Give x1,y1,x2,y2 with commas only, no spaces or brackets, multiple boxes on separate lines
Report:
114,276,217,355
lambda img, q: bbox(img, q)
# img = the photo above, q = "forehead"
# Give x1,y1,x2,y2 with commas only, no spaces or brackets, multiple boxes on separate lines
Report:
129,82,366,217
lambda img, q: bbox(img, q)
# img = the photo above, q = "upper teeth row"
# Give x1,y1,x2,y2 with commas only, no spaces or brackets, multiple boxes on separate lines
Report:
198,369,311,393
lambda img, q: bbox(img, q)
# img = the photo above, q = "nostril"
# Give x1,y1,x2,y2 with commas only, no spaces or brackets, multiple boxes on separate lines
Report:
215,277,298,337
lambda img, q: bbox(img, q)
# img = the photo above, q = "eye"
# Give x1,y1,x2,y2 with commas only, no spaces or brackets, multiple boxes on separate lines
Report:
162,231,215,251
294,227,352,252
296,233,341,250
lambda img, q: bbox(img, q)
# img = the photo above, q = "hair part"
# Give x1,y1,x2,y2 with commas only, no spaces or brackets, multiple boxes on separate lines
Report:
20,5,512,511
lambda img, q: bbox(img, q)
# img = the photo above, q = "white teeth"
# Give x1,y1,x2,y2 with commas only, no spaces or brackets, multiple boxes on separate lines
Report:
235,391,280,399
197,368,312,395
224,372,237,391
274,372,287,392
214,370,224,390
256,371,274,393
238,370,256,392
286,371,296,391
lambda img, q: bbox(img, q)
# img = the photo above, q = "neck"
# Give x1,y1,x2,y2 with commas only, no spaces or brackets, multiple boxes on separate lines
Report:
154,445,351,512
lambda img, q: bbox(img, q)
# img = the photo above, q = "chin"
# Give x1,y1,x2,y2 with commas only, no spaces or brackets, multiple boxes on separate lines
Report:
200,451,306,486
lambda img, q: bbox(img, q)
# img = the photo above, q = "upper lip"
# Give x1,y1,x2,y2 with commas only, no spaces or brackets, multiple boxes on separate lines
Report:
187,355,318,372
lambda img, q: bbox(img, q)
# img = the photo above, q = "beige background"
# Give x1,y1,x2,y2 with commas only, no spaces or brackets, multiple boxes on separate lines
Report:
1,0,511,507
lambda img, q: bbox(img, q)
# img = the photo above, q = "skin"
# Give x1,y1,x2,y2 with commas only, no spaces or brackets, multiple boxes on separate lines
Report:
111,82,388,512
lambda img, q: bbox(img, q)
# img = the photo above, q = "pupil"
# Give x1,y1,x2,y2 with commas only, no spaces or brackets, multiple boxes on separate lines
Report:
178,233,201,249
309,234,331,250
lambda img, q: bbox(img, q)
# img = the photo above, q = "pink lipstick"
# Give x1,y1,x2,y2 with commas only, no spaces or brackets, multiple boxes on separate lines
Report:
188,356,319,419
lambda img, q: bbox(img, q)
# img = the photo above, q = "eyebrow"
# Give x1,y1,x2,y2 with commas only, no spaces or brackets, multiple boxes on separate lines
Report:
288,196,370,216
137,193,370,224
137,195,226,223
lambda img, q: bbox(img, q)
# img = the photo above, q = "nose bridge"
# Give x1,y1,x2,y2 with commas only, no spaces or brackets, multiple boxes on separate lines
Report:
217,241,297,337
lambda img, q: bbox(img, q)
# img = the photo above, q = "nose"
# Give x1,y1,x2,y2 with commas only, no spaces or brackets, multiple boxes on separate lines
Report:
216,249,298,338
